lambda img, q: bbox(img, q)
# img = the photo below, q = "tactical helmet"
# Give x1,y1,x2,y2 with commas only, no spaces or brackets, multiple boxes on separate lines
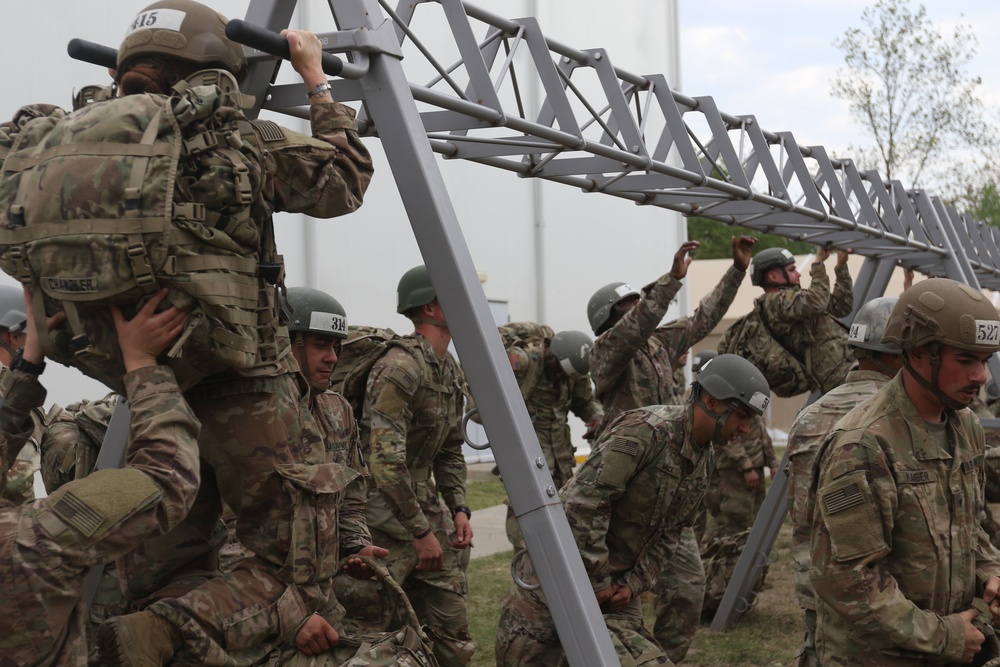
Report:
750,247,796,287
587,282,640,335
117,0,248,82
694,354,771,416
692,350,718,374
882,279,1000,354
283,287,348,339
550,330,593,377
848,296,901,355
397,265,438,315
0,286,26,335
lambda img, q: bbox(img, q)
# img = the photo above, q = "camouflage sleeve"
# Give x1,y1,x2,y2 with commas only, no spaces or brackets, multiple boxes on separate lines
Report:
829,263,854,318
0,369,47,468
365,350,431,536
811,429,966,662
261,102,374,219
762,262,832,323
590,272,682,396
653,265,745,355
562,416,658,593
434,368,468,512
568,375,603,424
761,421,777,469
338,410,372,553
967,414,1000,586
623,524,680,597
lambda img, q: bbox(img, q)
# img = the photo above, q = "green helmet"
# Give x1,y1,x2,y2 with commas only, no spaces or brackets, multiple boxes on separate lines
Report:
587,282,640,335
750,247,796,286
882,279,1000,353
694,354,771,416
397,265,437,315
550,330,593,377
117,0,248,82
282,287,348,339
0,286,26,335
848,296,901,355
691,350,718,374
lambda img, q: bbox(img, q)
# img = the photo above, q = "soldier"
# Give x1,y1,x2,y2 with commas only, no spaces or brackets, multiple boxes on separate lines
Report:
92,1,373,664
0,288,201,665
786,296,903,666
747,245,856,394
0,284,40,505
101,287,386,665
588,235,756,433
495,354,770,666
701,412,778,543
810,279,1000,665
361,265,475,666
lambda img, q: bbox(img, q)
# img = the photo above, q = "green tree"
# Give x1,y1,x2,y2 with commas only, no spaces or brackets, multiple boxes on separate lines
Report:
830,0,995,189
685,217,814,260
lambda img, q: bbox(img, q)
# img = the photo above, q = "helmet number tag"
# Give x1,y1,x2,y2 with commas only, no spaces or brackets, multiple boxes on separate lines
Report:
975,320,1000,346
848,323,867,343
748,391,769,412
126,9,187,36
311,311,347,337
614,284,635,297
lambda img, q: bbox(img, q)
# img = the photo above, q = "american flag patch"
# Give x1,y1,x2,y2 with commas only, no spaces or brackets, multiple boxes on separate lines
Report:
823,482,864,515
52,492,104,537
611,437,638,456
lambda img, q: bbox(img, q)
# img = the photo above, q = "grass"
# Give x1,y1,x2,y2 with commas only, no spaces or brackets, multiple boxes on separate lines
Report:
465,478,508,512
465,516,803,667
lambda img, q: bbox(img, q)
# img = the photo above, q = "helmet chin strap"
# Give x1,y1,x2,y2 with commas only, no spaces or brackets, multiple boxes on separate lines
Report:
694,393,740,446
904,344,966,412
411,316,448,327
292,334,330,393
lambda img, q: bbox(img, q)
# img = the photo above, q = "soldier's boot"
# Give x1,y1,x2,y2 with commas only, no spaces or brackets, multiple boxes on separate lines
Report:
97,610,182,667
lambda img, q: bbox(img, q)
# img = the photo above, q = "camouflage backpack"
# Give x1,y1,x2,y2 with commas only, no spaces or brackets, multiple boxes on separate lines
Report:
0,69,283,393
699,528,768,621
330,325,427,422
717,304,817,398
268,554,439,667
496,321,554,398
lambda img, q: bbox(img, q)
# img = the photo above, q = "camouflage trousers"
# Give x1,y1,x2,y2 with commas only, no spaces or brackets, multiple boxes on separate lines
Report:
702,467,765,544
496,587,670,666
650,525,705,662
366,517,475,667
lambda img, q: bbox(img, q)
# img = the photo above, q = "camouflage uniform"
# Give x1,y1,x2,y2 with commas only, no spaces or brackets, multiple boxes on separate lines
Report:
589,265,745,433
786,369,890,666
809,374,1000,665
0,364,201,666
702,414,776,542
362,334,474,666
113,101,373,646
495,406,712,667
148,387,371,665
0,362,41,505
756,262,855,394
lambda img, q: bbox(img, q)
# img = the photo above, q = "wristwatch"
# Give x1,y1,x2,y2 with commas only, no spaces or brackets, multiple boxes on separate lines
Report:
453,505,472,520
9,347,45,375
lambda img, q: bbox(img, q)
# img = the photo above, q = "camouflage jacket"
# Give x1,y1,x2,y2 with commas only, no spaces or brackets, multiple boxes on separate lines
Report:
0,365,200,667
809,373,1000,665
0,363,42,504
309,388,372,557
362,334,467,540
562,405,713,597
590,265,745,430
713,413,776,471
757,262,855,394
786,369,892,612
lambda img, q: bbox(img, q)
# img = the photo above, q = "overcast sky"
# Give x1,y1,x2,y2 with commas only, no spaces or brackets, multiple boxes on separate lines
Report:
677,0,1000,168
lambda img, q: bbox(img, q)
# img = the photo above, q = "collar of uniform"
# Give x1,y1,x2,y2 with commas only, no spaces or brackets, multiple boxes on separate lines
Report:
884,373,965,462
843,369,893,385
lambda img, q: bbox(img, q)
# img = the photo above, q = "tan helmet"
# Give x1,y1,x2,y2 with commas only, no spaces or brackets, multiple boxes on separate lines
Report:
882,278,1000,354
117,0,248,82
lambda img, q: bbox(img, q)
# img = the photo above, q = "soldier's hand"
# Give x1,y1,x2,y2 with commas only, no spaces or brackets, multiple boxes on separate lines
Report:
984,576,1000,624
583,417,603,441
595,584,615,611
451,512,473,549
959,608,985,663
20,287,65,366
281,29,332,102
770,465,779,481
743,469,760,491
836,248,853,267
111,289,188,372
606,584,633,613
903,268,915,291
815,246,831,264
731,236,757,272
294,613,339,655
341,544,390,579
414,531,444,571
668,241,701,280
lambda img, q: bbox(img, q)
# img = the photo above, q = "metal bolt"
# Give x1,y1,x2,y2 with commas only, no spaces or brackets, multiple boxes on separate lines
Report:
632,145,639,153
563,57,571,63
546,486,556,497
594,52,602,60
535,457,545,468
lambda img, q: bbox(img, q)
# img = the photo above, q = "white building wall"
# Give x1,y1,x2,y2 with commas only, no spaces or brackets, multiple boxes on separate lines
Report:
1,1,686,425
